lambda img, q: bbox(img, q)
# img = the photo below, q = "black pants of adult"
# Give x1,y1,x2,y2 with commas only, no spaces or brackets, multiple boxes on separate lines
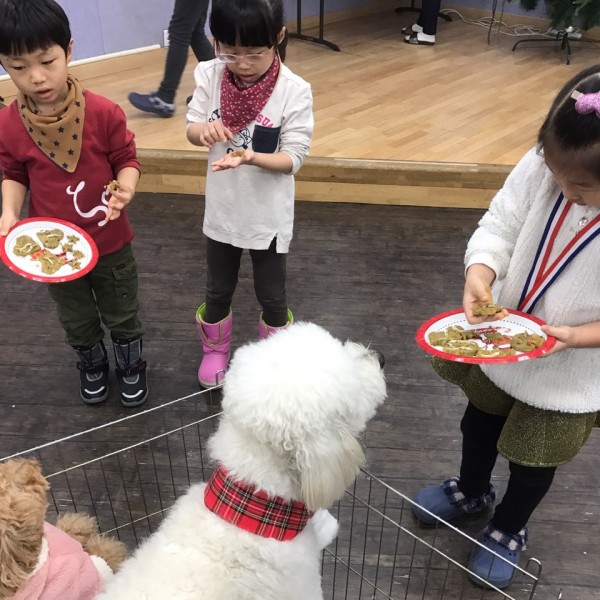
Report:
204,237,289,327
458,402,556,534
416,0,443,35
157,0,214,104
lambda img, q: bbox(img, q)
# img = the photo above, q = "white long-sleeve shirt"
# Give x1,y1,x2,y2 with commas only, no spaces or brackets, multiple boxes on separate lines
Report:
465,147,600,413
187,60,313,253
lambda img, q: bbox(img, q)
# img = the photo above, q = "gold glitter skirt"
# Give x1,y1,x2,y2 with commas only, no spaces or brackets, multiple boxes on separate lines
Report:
431,357,597,467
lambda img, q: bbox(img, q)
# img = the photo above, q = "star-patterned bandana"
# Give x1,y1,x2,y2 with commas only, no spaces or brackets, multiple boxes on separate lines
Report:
220,54,280,133
17,74,85,173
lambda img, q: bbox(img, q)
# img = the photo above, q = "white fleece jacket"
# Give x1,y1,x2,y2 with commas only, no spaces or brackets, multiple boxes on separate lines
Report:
187,60,313,253
465,147,600,413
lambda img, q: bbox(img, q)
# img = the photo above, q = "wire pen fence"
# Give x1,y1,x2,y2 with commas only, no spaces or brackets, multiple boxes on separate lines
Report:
2,388,543,599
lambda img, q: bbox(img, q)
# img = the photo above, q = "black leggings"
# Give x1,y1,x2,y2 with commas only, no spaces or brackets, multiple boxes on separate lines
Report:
204,237,288,326
458,402,556,534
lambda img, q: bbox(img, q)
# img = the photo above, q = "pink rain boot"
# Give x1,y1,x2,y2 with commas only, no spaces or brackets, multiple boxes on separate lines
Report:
258,309,294,340
196,304,232,388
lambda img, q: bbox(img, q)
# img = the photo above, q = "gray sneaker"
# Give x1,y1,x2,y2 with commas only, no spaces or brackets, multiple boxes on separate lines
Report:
128,92,175,118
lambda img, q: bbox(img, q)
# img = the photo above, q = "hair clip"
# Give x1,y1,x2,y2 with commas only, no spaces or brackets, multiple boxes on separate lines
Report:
571,90,600,118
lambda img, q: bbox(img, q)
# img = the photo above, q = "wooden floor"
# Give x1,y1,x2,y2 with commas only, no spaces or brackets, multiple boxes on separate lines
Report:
2,9,599,206
2,8,599,166
1,192,599,598
1,8,600,597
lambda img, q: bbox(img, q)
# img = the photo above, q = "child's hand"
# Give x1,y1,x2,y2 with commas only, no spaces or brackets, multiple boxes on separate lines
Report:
195,121,233,147
106,182,134,221
539,324,574,356
463,264,508,324
0,213,19,236
211,149,255,172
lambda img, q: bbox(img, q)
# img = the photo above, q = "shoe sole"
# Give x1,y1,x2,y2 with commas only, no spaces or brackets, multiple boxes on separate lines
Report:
81,391,109,405
121,387,149,408
412,506,489,527
129,102,174,118
198,379,225,389
404,38,435,46
468,571,513,590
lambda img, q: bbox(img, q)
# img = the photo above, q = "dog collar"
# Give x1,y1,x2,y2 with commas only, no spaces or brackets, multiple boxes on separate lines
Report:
204,466,312,541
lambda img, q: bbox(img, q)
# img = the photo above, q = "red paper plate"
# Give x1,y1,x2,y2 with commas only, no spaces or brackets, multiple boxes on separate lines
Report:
416,308,556,364
0,217,99,283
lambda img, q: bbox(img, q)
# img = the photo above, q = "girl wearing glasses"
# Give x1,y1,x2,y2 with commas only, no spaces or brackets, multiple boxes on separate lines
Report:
186,0,314,388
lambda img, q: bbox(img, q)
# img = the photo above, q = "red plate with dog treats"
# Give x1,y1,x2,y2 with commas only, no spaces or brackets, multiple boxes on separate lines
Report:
416,308,556,364
0,217,98,283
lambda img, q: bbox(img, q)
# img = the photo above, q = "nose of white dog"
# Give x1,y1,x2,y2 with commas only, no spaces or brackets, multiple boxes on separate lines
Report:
216,321,387,511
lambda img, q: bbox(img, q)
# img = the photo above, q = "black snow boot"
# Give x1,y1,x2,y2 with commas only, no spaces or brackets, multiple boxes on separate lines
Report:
112,337,148,407
74,341,109,404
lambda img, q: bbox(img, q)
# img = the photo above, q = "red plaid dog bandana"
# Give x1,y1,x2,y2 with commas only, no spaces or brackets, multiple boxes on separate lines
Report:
204,465,312,541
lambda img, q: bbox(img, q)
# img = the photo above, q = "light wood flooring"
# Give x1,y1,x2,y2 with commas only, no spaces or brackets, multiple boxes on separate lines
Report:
99,11,600,165
2,8,599,166
2,8,600,206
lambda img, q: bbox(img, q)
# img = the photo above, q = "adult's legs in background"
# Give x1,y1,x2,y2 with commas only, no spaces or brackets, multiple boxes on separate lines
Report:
129,0,213,115
189,5,214,62
158,0,213,104
417,0,443,35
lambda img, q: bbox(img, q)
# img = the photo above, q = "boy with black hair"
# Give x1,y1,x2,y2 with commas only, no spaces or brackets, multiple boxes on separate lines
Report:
0,0,148,407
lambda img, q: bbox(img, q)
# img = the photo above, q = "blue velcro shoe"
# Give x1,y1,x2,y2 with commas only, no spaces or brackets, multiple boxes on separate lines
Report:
412,477,495,525
128,92,175,118
468,524,527,589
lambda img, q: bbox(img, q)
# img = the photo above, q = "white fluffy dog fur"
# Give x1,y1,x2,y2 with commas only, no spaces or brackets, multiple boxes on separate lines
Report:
97,322,386,600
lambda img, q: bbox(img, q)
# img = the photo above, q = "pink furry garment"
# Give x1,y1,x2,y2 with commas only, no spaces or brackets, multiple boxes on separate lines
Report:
10,523,103,600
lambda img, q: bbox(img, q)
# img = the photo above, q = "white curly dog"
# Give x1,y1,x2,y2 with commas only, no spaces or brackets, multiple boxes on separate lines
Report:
97,322,386,600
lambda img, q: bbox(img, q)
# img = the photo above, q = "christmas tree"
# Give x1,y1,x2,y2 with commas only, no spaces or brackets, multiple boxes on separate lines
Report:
517,0,600,30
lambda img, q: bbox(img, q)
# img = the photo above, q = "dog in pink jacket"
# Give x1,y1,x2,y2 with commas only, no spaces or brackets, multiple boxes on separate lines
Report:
0,459,126,600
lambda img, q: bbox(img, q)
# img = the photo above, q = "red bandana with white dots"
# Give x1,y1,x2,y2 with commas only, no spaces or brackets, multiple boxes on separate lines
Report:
220,55,280,133
17,75,85,173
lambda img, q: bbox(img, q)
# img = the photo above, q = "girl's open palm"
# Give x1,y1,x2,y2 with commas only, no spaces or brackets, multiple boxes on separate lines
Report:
211,149,255,172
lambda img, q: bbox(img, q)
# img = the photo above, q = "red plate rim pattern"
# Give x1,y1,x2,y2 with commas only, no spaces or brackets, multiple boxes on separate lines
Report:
415,308,557,364
0,217,99,283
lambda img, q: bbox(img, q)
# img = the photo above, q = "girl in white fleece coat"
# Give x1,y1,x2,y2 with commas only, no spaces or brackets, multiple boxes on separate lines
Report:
185,0,313,389
413,65,600,590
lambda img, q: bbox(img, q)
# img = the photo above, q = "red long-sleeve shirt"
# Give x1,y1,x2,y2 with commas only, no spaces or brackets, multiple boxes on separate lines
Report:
0,90,139,256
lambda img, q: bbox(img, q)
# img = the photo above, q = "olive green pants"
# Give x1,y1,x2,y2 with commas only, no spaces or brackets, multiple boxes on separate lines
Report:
48,244,144,347
432,357,597,467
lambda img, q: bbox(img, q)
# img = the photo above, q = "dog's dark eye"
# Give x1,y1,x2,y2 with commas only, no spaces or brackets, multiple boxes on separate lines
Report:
372,350,385,369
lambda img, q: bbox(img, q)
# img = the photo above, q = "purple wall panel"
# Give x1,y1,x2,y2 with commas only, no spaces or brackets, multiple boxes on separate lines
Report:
95,0,172,55
58,0,105,60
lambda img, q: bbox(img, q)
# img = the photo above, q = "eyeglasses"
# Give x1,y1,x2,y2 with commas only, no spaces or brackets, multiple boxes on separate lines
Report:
216,51,270,64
